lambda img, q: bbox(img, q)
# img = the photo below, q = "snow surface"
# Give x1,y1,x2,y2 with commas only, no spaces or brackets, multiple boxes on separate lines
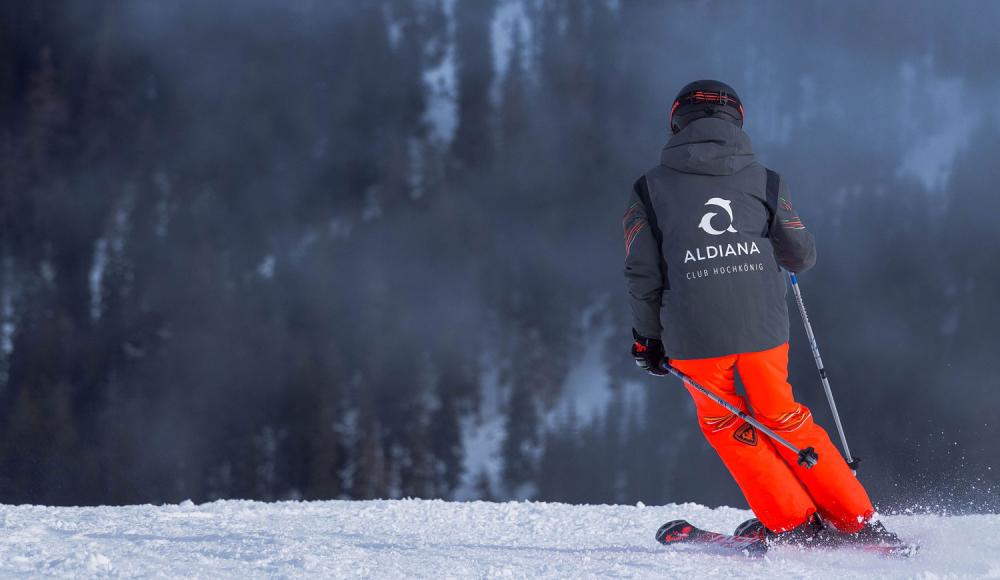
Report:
0,499,996,578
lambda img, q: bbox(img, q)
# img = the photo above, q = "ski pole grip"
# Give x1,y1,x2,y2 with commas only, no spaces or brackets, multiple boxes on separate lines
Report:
797,447,819,469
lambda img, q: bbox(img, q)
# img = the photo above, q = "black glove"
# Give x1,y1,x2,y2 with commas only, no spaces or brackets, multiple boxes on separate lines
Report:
631,329,669,376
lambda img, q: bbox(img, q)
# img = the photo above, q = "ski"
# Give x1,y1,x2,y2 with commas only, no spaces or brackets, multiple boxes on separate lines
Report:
735,518,919,559
656,519,918,560
655,520,768,558
771,538,919,559
836,540,919,559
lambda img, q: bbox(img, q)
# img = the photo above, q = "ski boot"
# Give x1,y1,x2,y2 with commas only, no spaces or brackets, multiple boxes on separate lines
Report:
835,518,917,557
733,518,770,541
735,514,835,547
850,519,902,546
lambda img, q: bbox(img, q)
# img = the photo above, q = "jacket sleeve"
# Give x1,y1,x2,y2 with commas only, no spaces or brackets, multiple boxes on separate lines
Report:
768,175,817,273
623,176,664,339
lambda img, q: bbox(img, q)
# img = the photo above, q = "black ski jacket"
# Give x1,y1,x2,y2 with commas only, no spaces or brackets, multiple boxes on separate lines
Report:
623,117,816,359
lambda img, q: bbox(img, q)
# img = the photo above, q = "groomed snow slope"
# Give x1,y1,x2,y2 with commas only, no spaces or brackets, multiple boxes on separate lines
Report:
0,499,996,578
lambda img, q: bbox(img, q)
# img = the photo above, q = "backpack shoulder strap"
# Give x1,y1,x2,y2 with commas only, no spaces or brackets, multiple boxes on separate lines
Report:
634,176,660,241
764,168,780,236
633,175,670,290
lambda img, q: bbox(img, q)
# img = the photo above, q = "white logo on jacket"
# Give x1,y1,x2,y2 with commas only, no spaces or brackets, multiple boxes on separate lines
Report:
685,198,761,265
698,198,738,236
684,241,761,263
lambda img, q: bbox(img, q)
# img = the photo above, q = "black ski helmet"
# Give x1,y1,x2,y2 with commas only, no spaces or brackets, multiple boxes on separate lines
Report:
669,79,744,134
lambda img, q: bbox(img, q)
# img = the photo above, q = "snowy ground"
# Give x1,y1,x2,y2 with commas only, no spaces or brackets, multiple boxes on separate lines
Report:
0,499,997,578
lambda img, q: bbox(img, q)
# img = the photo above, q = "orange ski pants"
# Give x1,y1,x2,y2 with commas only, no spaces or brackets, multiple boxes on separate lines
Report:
671,342,873,533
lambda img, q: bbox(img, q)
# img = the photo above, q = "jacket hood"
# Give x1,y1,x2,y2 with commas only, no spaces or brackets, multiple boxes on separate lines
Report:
660,117,755,176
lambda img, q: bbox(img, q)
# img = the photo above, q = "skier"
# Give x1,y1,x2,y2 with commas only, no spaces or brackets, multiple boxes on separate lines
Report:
623,79,897,546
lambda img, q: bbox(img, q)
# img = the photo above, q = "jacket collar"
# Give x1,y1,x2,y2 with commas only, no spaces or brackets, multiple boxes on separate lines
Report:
660,117,755,176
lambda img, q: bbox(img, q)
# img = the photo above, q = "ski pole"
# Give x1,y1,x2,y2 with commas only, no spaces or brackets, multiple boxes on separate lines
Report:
661,365,819,468
788,272,859,471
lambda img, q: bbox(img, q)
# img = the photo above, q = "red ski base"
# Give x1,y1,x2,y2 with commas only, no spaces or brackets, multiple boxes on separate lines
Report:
655,520,768,558
656,519,919,559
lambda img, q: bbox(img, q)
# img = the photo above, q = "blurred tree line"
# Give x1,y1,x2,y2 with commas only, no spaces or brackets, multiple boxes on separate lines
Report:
0,0,996,511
